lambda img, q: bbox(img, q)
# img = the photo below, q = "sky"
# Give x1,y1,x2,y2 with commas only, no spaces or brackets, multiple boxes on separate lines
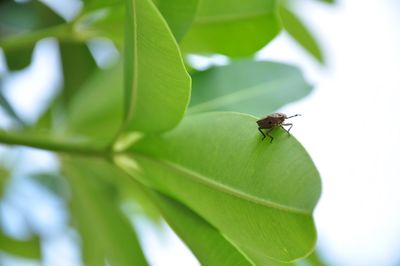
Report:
2,0,400,265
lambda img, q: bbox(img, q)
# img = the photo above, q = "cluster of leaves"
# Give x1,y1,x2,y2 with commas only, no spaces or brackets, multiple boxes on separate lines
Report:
0,0,334,265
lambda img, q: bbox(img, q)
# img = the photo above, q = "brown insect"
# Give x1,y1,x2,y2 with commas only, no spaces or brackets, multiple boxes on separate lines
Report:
257,113,301,143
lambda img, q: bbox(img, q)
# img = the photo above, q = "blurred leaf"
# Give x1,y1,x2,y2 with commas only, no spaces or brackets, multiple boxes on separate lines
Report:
152,0,199,41
180,0,281,57
315,0,335,3
189,60,312,116
34,42,97,132
59,42,97,105
142,187,254,266
66,64,123,144
123,0,191,133
118,112,321,263
0,164,10,198
82,0,123,12
30,172,69,199
76,5,125,48
0,230,41,259
0,83,25,126
279,5,324,64
63,157,148,266
3,45,35,70
0,0,64,70
73,156,163,223
78,0,198,47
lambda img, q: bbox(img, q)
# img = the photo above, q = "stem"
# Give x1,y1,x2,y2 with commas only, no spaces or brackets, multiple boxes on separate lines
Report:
0,131,108,158
0,24,78,51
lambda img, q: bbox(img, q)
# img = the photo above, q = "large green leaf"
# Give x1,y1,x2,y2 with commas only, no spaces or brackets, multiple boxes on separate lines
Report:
152,0,199,41
137,183,254,266
189,60,312,116
117,112,321,263
63,157,148,266
123,0,191,133
279,5,324,64
180,0,281,57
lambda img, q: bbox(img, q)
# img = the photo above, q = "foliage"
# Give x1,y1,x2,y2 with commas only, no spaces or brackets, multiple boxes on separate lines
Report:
0,0,333,265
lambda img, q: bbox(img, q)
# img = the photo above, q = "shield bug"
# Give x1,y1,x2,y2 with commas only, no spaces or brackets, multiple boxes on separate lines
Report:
256,113,301,143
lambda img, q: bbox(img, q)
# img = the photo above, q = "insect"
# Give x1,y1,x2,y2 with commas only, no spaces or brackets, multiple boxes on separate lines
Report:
256,113,301,143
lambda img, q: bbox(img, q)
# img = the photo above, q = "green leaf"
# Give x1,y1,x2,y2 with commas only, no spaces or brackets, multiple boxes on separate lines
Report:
138,184,254,266
59,42,97,105
0,230,41,259
63,157,148,266
0,164,10,198
30,172,69,199
82,0,123,12
0,0,64,70
76,5,125,48
180,0,281,57
66,64,123,144
315,0,335,3
117,112,321,263
3,45,35,70
124,0,191,133
279,5,324,64
152,0,199,41
0,83,25,127
33,42,97,132
78,0,198,46
188,60,312,116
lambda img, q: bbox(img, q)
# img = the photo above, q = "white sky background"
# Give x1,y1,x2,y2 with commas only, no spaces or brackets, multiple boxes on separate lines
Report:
1,0,400,265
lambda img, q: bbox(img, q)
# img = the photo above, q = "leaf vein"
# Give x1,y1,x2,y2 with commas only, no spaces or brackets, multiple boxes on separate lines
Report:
135,153,310,215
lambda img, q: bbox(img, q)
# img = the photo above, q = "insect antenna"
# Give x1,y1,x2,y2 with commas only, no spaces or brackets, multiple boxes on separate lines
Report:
287,114,301,119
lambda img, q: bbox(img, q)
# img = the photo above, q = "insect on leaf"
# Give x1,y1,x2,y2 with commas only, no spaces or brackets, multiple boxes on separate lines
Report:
117,112,321,263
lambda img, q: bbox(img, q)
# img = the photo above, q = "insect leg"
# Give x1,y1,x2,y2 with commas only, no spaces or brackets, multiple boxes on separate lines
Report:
258,127,266,140
281,123,293,134
266,128,274,143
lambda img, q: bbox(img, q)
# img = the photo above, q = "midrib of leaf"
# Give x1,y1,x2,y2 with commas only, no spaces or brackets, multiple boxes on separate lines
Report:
125,0,139,127
195,11,273,25
188,77,298,114
133,153,310,215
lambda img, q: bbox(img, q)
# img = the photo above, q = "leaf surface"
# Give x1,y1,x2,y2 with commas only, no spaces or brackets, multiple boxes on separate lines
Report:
180,0,281,57
124,0,191,133
138,183,254,266
189,60,312,116
63,158,148,266
279,5,324,64
153,0,199,41
118,112,321,262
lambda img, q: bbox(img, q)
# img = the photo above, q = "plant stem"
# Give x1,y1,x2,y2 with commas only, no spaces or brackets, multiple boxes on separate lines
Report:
0,131,108,158
0,24,77,51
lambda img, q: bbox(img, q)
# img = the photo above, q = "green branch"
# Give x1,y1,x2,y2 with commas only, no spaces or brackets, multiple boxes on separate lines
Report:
0,24,83,51
0,130,108,158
